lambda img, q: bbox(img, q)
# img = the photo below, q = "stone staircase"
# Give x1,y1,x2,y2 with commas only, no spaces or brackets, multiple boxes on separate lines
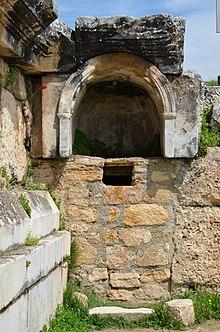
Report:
0,190,70,332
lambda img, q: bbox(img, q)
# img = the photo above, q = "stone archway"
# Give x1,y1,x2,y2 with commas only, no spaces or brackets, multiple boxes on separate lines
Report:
58,52,176,158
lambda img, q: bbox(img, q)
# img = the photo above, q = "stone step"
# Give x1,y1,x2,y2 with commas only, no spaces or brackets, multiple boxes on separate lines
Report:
0,264,67,332
89,306,154,320
0,231,70,311
0,190,59,251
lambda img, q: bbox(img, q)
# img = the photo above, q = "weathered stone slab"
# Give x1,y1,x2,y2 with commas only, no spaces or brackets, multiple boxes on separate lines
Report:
0,231,70,311
75,15,185,74
165,299,195,327
0,190,59,251
89,306,154,320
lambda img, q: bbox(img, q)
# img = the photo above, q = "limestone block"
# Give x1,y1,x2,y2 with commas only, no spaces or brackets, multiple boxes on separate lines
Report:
106,246,128,269
172,206,220,285
0,255,26,311
108,290,134,302
104,229,118,244
0,190,59,251
134,283,170,302
89,306,154,320
76,15,185,74
25,231,70,287
140,269,171,283
0,295,27,332
9,71,27,101
73,292,88,307
67,206,99,223
118,228,152,247
178,148,220,206
165,299,195,326
171,70,204,158
104,185,143,205
40,74,67,158
124,204,169,226
151,171,170,182
137,245,169,267
89,268,108,282
0,88,27,181
27,265,66,332
108,207,120,223
75,238,97,266
110,273,140,289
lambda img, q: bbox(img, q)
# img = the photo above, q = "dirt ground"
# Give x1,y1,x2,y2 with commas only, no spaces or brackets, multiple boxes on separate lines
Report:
96,320,220,332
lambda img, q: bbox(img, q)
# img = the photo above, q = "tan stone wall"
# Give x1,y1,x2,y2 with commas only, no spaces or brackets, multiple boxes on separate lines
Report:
32,148,220,303
0,58,29,181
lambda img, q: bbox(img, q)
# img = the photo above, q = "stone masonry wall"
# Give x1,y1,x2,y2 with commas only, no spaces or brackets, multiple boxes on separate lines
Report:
33,148,220,303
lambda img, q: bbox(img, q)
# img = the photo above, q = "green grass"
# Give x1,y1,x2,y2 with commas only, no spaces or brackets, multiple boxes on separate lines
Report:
205,80,219,86
43,283,220,332
199,107,220,155
183,290,220,324
25,233,39,246
19,194,32,217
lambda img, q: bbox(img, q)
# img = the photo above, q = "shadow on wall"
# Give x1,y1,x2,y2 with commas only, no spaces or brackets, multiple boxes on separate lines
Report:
73,81,162,158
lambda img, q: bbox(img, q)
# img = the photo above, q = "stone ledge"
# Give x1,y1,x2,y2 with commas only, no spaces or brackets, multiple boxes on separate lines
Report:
0,231,70,311
0,264,67,332
0,190,59,251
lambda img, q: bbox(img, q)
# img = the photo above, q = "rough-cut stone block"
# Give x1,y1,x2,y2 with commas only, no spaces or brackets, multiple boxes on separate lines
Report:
75,14,185,74
172,206,220,285
151,171,170,182
124,204,169,226
137,245,169,267
105,229,118,244
0,255,26,311
89,268,108,282
89,306,154,320
68,206,99,223
165,299,195,327
106,246,128,269
134,283,170,302
140,269,171,283
119,228,152,247
110,273,140,289
75,238,97,266
108,207,120,223
73,292,88,307
108,290,134,302
104,185,143,205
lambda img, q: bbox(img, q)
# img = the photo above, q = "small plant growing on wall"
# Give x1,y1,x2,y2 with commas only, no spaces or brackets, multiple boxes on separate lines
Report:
19,194,32,218
25,233,39,246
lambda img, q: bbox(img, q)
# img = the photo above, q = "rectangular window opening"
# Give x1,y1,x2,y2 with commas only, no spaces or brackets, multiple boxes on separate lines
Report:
102,164,134,186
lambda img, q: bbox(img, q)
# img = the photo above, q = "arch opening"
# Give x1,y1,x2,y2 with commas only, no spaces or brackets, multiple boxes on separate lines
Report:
58,53,176,158
73,80,162,158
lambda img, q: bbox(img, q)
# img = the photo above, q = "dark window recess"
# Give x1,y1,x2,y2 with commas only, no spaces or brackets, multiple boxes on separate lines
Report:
102,165,134,186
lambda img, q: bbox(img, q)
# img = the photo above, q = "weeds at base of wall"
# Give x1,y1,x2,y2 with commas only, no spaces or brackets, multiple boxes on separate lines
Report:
63,241,79,275
42,282,220,332
19,194,32,217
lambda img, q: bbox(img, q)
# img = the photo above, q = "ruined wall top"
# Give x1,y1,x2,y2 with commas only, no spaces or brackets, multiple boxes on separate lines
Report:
0,0,185,75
